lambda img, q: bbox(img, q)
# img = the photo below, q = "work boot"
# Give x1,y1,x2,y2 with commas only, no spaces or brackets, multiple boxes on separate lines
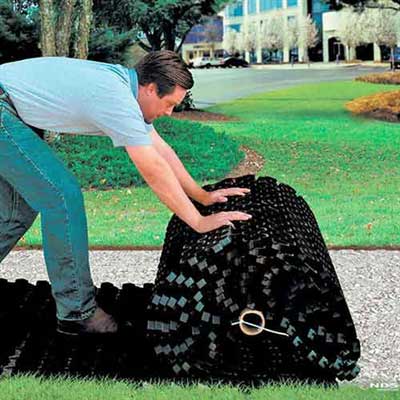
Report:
56,306,118,336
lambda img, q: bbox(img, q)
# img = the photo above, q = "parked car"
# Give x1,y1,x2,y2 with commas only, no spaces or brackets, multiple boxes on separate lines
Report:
191,56,224,68
390,47,400,69
222,57,249,68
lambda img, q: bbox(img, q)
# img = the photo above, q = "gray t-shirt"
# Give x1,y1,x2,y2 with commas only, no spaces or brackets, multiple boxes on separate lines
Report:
0,57,153,147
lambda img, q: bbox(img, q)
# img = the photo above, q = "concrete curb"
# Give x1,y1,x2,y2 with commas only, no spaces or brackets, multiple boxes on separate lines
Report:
249,62,389,70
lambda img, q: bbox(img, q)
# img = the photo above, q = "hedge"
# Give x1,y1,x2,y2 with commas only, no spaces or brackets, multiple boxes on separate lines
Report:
355,71,400,85
346,90,400,122
48,117,243,190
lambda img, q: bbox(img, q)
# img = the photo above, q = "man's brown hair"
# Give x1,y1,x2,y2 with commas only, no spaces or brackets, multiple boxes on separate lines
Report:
134,50,194,97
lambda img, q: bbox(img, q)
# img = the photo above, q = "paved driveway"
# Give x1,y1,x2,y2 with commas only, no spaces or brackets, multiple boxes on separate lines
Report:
191,65,387,107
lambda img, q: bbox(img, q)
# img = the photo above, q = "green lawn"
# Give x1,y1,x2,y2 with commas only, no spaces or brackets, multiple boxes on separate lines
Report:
1,375,398,400
207,81,400,247
20,81,400,247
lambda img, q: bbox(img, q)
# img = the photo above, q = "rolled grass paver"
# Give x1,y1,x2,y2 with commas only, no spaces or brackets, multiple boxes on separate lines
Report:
0,175,359,387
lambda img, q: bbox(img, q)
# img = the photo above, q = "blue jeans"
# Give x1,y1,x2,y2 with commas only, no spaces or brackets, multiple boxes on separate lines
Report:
0,88,96,321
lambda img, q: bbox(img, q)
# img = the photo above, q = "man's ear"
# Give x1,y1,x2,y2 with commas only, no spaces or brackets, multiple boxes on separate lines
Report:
145,82,158,96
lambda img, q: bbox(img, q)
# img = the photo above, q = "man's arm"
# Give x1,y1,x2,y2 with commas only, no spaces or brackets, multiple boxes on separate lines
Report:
149,128,209,204
125,144,252,233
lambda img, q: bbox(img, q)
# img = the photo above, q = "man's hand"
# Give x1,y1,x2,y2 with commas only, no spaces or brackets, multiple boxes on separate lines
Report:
195,211,252,233
200,187,251,206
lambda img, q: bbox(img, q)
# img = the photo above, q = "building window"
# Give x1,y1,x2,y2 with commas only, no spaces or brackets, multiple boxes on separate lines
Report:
225,1,244,17
184,25,204,44
184,17,223,44
311,13,323,39
287,0,297,7
248,0,257,13
262,49,283,63
260,0,282,11
225,24,242,32
312,0,330,13
310,0,331,42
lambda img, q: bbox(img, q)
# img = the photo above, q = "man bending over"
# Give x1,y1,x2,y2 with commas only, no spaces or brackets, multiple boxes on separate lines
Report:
0,50,252,336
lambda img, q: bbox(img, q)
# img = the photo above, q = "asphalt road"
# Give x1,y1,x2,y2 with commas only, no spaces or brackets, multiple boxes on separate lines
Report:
191,65,387,107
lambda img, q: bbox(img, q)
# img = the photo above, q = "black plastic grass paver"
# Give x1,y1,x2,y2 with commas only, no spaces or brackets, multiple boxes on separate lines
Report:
0,175,360,387
147,175,360,383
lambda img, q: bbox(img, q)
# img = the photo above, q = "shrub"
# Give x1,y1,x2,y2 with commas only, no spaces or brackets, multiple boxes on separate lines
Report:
346,90,400,122
49,117,243,190
155,117,242,181
88,28,134,64
355,71,400,85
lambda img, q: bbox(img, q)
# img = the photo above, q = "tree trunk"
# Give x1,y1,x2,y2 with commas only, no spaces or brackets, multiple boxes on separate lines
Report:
163,24,176,51
39,0,56,56
304,48,310,66
176,27,192,54
55,0,76,56
39,0,57,141
145,31,163,51
137,40,153,52
391,47,395,71
73,0,93,59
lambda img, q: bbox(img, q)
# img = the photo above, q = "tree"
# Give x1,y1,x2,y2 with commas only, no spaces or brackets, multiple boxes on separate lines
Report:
285,17,300,63
241,24,258,57
92,0,232,52
329,0,400,66
223,28,239,55
260,16,285,61
38,0,93,58
285,18,302,64
298,14,318,64
328,0,400,11
12,0,36,13
0,0,40,63
88,28,135,64
56,0,76,56
362,7,400,65
73,0,93,59
337,9,364,60
235,30,245,54
38,0,54,56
